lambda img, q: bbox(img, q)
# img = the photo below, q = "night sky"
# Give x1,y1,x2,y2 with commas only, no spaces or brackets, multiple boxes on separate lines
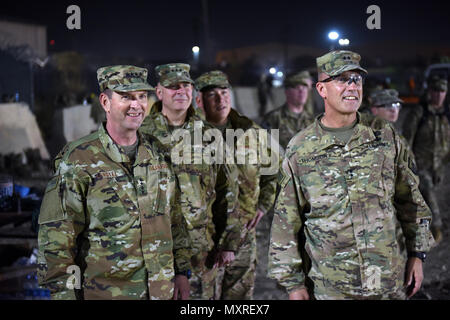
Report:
2,0,450,61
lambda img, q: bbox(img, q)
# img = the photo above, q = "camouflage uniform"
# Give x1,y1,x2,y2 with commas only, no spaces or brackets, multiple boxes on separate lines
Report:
195,70,279,300
402,77,450,234
37,65,191,300
139,64,241,300
268,51,434,300
262,71,314,150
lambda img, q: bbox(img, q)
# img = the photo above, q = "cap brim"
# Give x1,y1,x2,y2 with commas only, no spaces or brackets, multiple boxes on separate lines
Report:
198,82,231,91
161,76,195,87
109,83,155,92
285,79,309,87
327,64,368,77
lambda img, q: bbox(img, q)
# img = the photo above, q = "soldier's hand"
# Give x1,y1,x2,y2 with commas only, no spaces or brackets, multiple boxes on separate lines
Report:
245,209,265,230
173,275,190,300
213,250,235,268
404,257,424,299
289,288,310,300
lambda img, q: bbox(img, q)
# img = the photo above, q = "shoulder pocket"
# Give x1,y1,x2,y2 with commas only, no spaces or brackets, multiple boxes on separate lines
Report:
38,175,66,224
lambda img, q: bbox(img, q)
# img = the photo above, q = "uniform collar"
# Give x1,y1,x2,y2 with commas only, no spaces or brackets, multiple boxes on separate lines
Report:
99,122,150,164
427,104,446,115
313,112,377,151
282,103,307,120
228,108,255,130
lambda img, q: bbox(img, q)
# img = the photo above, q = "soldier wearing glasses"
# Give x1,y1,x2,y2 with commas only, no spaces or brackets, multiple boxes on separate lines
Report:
268,50,434,300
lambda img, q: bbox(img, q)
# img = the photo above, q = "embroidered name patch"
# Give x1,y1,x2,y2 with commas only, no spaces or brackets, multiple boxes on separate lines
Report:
298,154,328,164
149,164,168,171
98,170,117,178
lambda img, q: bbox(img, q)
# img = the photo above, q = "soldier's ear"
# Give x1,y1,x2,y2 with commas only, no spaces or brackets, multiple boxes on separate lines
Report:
156,84,163,100
316,81,327,99
99,92,111,113
195,92,204,112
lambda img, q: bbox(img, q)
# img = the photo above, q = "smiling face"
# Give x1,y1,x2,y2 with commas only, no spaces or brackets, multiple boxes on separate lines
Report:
101,90,149,133
156,82,193,114
316,70,363,116
201,87,232,125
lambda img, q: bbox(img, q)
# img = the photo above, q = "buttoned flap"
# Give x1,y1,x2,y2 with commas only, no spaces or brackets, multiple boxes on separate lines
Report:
139,163,176,218
38,175,66,224
85,169,139,231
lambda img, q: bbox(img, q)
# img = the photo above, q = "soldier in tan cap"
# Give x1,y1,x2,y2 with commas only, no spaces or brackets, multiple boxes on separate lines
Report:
195,70,278,300
37,65,192,300
139,63,241,300
268,51,434,300
403,75,450,244
261,70,315,151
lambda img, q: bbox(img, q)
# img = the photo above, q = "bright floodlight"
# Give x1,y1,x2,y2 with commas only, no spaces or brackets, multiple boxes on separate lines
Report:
328,31,339,40
277,71,283,78
339,39,350,46
269,67,277,75
192,46,200,53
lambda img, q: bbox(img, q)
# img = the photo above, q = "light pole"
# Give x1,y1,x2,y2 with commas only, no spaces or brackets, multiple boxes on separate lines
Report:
192,46,200,70
328,31,339,50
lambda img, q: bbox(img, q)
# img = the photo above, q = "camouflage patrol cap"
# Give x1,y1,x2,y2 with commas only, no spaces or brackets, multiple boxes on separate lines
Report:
194,70,231,91
370,89,403,107
284,70,311,88
155,63,194,87
428,76,448,91
316,50,368,77
97,65,154,92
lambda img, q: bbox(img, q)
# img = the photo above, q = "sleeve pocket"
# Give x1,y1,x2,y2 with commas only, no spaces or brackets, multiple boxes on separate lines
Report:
38,176,66,224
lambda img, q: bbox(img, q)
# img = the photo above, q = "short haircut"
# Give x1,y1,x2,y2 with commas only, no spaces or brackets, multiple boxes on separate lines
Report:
103,88,113,98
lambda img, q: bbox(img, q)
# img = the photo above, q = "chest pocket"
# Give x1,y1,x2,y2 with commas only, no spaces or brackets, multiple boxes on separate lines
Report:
138,166,175,218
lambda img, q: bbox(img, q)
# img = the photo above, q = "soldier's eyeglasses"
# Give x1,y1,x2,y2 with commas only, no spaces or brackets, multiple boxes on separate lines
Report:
320,73,365,86
377,102,402,110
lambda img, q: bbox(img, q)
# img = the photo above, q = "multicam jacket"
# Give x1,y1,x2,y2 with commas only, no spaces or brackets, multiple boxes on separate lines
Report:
213,108,278,247
262,104,314,151
268,112,434,299
365,114,415,162
139,102,241,255
403,104,450,179
37,124,191,300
